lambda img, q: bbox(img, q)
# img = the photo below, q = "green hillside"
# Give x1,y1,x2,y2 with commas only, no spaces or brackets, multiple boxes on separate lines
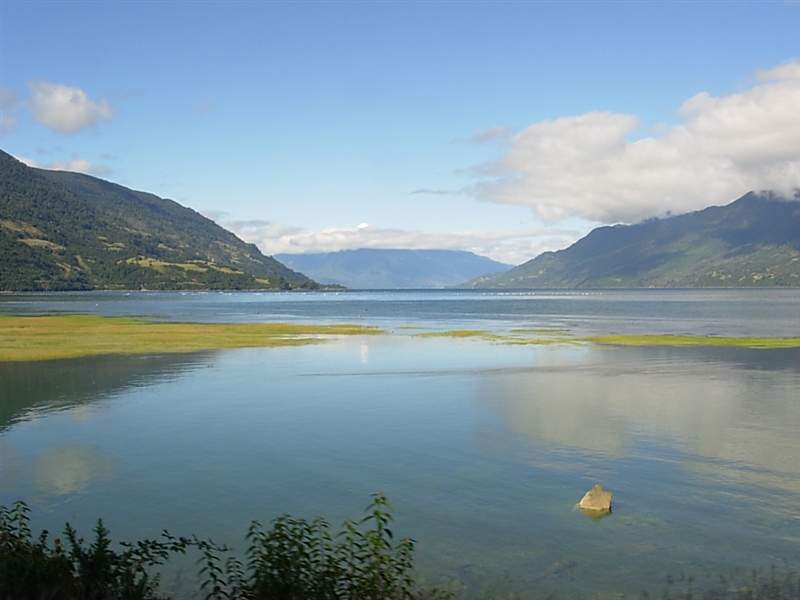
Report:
465,192,800,289
0,151,318,291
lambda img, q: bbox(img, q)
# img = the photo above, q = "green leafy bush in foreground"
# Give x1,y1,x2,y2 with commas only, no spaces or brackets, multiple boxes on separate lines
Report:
0,494,450,600
0,499,190,599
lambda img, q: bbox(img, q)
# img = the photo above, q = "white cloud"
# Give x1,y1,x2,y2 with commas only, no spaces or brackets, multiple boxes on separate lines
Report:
410,188,462,196
17,154,111,176
474,60,800,224
28,80,114,133
210,217,579,265
1,88,19,133
467,125,516,144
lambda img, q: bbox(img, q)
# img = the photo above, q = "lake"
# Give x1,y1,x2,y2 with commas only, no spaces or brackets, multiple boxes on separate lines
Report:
1,289,799,598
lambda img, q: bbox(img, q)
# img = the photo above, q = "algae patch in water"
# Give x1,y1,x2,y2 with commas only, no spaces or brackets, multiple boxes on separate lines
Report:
419,329,800,349
583,334,800,349
0,315,384,362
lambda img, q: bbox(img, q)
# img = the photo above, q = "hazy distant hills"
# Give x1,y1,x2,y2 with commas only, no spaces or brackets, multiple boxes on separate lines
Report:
464,192,800,289
0,151,318,291
275,249,512,289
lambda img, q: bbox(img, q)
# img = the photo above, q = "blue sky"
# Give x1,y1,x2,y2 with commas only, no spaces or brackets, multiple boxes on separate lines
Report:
2,1,798,264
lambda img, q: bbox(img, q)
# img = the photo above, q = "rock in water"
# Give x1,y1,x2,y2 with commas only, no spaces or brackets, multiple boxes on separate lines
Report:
579,485,612,513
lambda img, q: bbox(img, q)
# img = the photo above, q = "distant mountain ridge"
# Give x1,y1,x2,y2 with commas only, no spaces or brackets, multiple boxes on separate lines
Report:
464,192,800,289
0,151,318,291
275,249,512,289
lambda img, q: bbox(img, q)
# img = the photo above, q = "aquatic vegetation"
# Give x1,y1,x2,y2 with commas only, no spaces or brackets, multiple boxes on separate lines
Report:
417,330,495,339
416,329,800,349
417,330,573,345
583,334,800,349
0,315,384,362
510,328,572,336
2,314,798,363
646,567,800,600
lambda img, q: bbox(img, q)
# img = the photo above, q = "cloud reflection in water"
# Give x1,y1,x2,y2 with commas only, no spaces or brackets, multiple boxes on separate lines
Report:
482,346,800,494
34,444,115,499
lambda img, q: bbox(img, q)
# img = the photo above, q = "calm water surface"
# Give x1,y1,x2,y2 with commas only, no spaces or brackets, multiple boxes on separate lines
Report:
1,290,798,598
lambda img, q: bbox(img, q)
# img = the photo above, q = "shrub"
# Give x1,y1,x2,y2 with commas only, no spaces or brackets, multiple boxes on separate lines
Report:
0,494,450,600
196,493,449,600
0,500,192,599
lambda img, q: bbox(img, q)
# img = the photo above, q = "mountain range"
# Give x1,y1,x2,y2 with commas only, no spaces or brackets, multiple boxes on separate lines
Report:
463,192,800,289
2,148,798,291
275,249,511,289
0,151,317,291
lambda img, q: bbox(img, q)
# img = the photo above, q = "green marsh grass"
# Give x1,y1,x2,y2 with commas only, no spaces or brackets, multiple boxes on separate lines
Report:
0,315,383,362
583,334,800,349
416,329,799,349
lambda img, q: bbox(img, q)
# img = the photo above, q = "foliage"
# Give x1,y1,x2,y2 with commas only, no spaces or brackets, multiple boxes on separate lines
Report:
0,150,318,291
0,500,192,600
0,495,450,600
195,493,449,600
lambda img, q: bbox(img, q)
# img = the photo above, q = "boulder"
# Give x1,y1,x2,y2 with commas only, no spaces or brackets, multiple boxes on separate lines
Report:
579,485,612,513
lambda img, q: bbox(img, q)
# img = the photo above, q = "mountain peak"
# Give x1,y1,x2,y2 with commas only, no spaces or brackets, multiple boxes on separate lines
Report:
463,192,800,289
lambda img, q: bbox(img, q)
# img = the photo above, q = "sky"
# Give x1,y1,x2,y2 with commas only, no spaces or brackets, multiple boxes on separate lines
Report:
1,1,798,266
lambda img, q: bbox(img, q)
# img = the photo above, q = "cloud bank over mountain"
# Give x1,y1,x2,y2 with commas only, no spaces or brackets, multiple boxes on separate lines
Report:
208,216,578,266
212,60,799,265
16,154,111,176
472,61,800,225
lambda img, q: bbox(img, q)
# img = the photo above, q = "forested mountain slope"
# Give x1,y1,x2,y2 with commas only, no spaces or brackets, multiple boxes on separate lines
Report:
0,151,318,291
464,192,800,289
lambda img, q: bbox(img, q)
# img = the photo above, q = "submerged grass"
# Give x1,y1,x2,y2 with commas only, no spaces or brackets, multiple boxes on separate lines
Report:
0,315,384,362
583,334,800,349
419,329,494,338
416,329,800,349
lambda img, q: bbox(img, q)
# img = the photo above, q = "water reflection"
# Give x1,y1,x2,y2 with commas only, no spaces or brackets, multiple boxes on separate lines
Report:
0,352,213,431
33,444,115,498
483,345,800,493
578,507,611,520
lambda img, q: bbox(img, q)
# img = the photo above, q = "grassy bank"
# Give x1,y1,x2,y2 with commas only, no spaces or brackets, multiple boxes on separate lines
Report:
0,315,383,361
